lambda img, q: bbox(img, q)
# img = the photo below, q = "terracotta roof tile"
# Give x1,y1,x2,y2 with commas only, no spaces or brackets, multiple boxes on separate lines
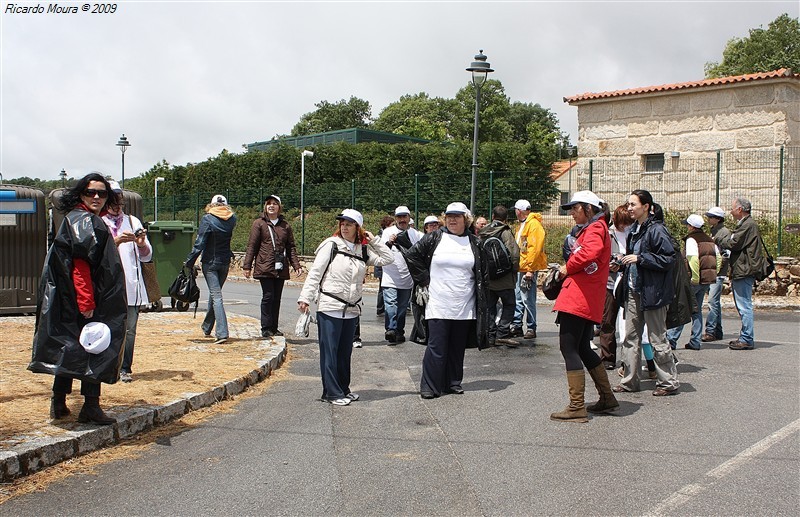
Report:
564,68,798,104
551,160,577,180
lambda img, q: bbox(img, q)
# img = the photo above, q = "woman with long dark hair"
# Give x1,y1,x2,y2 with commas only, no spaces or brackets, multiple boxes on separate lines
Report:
30,172,127,425
614,190,680,396
550,191,618,423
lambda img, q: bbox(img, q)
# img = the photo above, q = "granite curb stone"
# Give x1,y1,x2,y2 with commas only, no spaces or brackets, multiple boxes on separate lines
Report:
0,313,286,482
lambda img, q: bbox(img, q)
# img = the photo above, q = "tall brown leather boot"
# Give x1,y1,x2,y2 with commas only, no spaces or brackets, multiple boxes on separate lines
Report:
50,392,70,419
586,363,620,413
78,396,116,425
550,370,589,423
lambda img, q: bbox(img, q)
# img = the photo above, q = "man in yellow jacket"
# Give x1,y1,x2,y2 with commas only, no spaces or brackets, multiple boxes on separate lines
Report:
511,199,547,339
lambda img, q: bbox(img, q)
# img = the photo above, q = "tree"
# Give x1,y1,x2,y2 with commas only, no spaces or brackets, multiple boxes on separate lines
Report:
372,92,454,141
705,13,800,78
290,96,372,136
451,79,513,143
507,101,561,145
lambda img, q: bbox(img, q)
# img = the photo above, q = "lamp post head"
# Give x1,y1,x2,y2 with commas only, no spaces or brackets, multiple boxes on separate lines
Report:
155,177,165,182
302,150,314,158
117,134,131,154
466,50,494,87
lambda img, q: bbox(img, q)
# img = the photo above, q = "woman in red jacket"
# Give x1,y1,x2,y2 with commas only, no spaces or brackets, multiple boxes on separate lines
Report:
551,191,618,423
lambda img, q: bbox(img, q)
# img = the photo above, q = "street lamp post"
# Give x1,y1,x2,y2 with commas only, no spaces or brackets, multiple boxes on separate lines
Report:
466,50,494,214
116,134,131,189
59,169,67,188
300,150,314,255
154,177,165,222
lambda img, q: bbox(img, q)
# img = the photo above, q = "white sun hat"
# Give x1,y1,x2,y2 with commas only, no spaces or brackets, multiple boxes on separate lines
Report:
79,322,111,354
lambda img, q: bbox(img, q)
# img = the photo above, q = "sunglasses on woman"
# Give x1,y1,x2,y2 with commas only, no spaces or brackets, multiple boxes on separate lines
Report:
82,189,109,198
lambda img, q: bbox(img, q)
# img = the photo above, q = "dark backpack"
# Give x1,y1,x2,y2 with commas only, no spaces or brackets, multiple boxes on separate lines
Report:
481,235,514,280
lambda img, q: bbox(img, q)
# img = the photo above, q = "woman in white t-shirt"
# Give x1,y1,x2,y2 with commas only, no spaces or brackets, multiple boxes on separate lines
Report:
402,202,489,399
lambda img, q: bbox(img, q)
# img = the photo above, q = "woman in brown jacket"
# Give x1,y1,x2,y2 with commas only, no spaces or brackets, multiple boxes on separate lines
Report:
243,195,303,337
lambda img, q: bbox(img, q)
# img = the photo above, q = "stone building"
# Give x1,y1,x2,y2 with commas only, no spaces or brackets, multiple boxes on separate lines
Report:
563,69,800,215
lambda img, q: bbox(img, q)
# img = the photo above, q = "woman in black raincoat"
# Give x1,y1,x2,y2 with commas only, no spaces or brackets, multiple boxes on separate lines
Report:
29,173,127,425
401,202,489,399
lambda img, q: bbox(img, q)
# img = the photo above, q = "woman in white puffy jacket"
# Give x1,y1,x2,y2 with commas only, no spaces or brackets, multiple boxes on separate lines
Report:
298,209,394,406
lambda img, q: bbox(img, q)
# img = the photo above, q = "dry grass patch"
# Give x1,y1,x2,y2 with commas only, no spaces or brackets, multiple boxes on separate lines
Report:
0,312,282,444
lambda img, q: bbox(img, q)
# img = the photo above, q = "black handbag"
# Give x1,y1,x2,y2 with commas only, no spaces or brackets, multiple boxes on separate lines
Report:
168,266,200,305
541,266,564,301
756,237,775,281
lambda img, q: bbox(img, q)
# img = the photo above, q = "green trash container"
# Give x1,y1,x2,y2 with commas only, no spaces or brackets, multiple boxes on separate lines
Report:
146,220,196,311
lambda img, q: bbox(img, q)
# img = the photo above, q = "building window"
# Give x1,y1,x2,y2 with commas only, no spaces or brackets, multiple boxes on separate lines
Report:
558,191,570,215
643,153,665,173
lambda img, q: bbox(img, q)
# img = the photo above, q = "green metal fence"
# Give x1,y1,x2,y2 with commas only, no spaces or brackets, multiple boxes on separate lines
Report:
579,147,799,256
140,147,799,257
140,169,557,229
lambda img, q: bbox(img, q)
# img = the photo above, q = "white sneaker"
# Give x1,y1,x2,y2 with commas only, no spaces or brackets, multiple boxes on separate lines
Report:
330,398,351,406
352,340,362,348
346,392,360,401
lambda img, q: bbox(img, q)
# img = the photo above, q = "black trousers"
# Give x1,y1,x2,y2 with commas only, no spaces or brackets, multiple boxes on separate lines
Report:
259,277,285,333
557,311,602,372
488,288,516,340
421,319,470,395
53,375,101,397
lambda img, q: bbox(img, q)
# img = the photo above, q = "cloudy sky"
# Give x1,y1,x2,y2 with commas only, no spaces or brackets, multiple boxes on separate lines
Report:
1,0,796,182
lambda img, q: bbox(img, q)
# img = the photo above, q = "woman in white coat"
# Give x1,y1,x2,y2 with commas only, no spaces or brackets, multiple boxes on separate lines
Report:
297,209,393,406
102,181,152,382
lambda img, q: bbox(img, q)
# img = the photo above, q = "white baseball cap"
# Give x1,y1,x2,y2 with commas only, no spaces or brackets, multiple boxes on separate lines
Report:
336,208,363,227
706,207,725,219
423,215,439,226
211,194,228,205
108,180,122,193
445,202,470,215
265,194,282,205
79,322,111,354
683,214,705,228
514,199,531,211
560,190,603,210
394,205,411,216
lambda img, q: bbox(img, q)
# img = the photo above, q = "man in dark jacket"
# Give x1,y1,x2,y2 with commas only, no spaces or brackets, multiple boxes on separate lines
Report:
702,206,731,342
478,205,520,347
718,198,766,350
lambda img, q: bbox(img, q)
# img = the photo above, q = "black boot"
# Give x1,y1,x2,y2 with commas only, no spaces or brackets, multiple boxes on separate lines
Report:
50,392,70,419
78,396,116,425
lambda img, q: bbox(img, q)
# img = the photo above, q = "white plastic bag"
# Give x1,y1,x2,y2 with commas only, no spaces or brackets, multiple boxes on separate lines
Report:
294,309,316,338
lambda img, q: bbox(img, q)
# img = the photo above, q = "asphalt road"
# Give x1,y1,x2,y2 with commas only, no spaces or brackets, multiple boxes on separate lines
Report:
3,280,799,516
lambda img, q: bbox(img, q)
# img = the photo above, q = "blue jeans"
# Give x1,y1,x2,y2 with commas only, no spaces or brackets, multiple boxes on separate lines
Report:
201,261,230,340
731,277,755,346
705,276,725,339
317,312,357,400
512,272,538,331
667,284,709,349
382,287,412,335
121,305,141,373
